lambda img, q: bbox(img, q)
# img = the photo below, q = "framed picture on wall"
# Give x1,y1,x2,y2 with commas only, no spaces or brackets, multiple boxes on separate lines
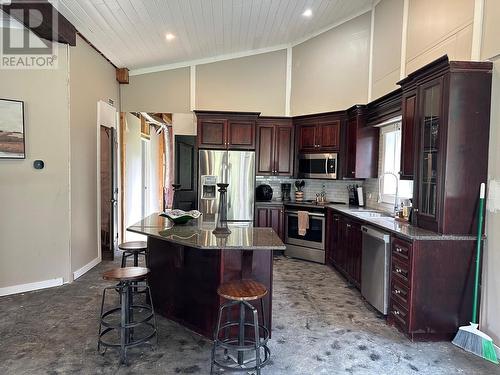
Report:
0,99,25,159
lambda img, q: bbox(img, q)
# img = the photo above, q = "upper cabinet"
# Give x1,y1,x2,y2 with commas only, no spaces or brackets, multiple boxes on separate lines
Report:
256,117,294,177
398,56,493,234
294,114,342,153
399,91,417,180
343,106,379,179
195,111,259,150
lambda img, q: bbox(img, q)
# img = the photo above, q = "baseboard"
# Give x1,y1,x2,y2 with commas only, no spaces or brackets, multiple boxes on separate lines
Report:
0,277,64,297
73,257,101,280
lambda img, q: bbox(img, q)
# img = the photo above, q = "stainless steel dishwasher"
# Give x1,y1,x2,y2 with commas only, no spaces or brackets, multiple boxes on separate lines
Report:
361,225,391,315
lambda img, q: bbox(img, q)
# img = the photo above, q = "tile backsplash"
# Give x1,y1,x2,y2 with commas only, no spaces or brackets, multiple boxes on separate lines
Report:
256,176,364,204
255,175,410,213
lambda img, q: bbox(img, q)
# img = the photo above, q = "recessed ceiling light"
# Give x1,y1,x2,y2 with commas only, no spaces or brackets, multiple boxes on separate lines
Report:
165,33,176,41
302,9,312,17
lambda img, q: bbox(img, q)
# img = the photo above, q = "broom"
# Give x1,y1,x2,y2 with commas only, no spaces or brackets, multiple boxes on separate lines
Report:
452,183,499,364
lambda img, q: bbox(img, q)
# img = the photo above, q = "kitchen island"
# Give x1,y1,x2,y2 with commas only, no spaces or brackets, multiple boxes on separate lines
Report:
128,214,285,338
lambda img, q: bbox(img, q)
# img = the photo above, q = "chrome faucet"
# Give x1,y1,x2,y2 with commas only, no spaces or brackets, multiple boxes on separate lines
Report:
378,172,399,215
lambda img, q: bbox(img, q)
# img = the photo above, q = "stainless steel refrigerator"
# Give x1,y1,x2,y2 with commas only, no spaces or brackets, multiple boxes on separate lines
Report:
198,150,255,222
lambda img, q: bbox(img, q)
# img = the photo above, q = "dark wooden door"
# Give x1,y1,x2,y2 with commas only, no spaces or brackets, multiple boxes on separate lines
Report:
255,207,270,227
227,120,255,149
344,118,358,178
317,120,340,151
100,126,117,261
174,135,198,210
400,93,417,180
198,119,227,149
256,124,275,175
350,221,362,286
275,124,294,176
330,213,341,265
269,206,284,241
298,124,317,152
338,216,349,273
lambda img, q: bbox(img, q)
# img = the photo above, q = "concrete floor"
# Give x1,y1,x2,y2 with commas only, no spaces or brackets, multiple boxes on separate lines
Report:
0,256,499,375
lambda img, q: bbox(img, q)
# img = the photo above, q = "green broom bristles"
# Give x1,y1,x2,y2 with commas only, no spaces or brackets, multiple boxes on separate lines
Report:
452,184,498,365
452,323,499,365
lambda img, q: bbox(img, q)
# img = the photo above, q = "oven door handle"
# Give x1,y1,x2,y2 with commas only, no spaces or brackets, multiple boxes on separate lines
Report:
285,211,325,218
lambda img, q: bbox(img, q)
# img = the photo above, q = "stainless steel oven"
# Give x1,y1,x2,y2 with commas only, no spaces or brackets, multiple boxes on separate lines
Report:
298,153,337,179
284,209,325,264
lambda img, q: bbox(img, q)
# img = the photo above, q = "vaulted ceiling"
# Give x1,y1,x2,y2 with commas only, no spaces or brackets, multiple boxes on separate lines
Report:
55,0,372,71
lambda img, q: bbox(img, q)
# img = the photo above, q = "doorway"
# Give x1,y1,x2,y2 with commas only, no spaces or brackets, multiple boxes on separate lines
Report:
100,125,117,260
141,137,150,220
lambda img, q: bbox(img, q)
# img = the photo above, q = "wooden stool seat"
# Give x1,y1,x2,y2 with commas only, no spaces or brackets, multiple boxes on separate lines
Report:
103,267,149,282
217,279,267,301
118,241,147,252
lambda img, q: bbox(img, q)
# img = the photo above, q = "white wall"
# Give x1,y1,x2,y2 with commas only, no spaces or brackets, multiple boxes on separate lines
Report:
405,0,474,74
0,32,71,289
371,0,404,99
69,35,120,274
479,0,500,346
291,12,371,115
121,67,191,113
196,50,287,115
481,56,500,346
172,113,196,136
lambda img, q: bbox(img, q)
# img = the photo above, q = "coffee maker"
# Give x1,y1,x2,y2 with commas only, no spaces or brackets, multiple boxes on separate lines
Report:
281,183,291,201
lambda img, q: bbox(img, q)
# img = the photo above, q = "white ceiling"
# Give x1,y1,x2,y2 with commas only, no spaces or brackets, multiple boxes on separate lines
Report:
55,0,372,72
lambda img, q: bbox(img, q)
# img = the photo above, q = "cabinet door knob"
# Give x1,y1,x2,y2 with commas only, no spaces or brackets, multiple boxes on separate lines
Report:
395,247,403,253
394,288,401,295
393,309,400,316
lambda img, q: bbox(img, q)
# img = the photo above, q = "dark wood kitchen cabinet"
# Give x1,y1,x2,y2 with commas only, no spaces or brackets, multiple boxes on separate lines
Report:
195,111,259,150
256,117,294,177
399,91,417,180
398,56,492,234
294,113,342,153
343,105,379,179
326,209,362,288
255,202,284,241
388,235,477,341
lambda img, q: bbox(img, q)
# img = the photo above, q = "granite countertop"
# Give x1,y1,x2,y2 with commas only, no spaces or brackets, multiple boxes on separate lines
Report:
128,213,286,250
327,204,477,241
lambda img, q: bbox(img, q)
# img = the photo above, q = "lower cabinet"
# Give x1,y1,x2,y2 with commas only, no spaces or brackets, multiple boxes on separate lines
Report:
255,203,284,241
387,236,477,341
326,208,362,288
326,209,478,341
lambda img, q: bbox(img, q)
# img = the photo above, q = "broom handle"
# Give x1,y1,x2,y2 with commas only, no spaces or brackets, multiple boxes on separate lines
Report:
472,183,486,324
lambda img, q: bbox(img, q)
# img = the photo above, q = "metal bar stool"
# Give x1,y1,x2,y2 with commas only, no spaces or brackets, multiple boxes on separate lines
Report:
98,267,158,365
119,241,147,267
210,279,271,374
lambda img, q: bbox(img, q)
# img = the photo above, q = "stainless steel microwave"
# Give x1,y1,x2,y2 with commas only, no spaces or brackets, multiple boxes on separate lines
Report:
298,153,337,179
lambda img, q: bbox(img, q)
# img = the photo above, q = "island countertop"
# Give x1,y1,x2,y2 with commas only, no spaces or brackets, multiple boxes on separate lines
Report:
128,213,286,250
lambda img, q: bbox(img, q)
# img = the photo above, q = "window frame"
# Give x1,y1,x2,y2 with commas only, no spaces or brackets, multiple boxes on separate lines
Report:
379,121,413,205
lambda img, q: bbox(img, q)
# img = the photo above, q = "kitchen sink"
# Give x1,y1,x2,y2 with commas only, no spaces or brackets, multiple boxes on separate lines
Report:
352,211,392,218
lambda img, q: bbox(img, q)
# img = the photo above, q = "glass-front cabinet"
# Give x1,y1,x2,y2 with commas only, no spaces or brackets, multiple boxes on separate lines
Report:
416,77,443,232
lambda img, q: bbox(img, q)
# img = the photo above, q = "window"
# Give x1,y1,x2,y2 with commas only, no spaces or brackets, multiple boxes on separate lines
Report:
379,122,413,204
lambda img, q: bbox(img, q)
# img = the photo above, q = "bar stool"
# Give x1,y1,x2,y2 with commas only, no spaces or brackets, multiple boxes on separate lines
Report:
98,267,157,365
119,241,147,267
210,279,271,374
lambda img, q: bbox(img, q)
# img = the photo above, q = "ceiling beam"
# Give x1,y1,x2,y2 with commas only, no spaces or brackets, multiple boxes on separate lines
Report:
1,0,77,46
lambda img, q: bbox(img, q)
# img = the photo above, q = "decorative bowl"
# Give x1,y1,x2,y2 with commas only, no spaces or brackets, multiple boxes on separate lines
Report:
161,209,202,224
